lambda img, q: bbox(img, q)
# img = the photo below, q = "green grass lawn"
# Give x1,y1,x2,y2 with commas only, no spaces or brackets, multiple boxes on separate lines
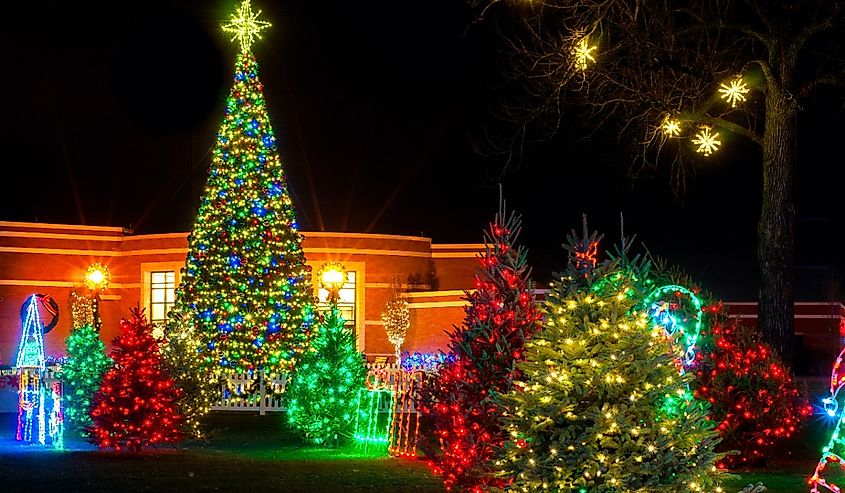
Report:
0,412,832,492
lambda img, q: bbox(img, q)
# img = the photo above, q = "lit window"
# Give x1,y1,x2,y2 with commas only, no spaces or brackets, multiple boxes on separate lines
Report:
318,271,356,328
150,271,176,324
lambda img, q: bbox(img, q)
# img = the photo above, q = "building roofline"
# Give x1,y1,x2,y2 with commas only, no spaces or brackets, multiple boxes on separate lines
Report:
0,220,129,234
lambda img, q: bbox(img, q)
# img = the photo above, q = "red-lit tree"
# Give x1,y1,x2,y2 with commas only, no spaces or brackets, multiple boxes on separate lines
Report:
693,303,812,468
88,308,184,451
417,203,540,492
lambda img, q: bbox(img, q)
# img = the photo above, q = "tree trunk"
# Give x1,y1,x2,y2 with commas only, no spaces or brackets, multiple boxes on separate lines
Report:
758,89,798,365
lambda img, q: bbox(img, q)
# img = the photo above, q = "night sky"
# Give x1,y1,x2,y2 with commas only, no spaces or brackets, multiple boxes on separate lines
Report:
2,1,843,300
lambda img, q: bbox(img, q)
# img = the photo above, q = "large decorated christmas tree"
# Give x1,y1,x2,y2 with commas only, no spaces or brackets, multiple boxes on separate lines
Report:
174,0,315,374
417,204,539,492
88,308,184,451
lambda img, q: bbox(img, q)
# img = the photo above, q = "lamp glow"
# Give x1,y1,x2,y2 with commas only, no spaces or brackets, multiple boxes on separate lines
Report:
319,262,347,294
84,264,110,291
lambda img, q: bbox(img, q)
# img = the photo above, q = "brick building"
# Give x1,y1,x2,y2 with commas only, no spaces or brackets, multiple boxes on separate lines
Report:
0,221,483,364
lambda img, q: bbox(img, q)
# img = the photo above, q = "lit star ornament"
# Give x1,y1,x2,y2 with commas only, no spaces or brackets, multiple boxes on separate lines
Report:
718,78,750,108
692,126,721,156
222,0,271,53
572,36,597,72
661,116,681,137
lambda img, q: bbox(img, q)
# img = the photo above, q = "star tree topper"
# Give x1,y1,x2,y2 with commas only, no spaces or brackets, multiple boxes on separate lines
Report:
222,0,271,53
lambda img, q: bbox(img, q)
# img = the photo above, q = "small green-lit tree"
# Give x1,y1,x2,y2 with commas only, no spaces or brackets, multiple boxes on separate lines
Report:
61,325,112,433
286,306,367,445
496,267,724,491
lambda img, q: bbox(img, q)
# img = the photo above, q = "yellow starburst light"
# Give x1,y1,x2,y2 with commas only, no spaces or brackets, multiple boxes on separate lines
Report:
692,126,721,156
572,36,597,72
223,0,272,53
661,116,681,137
718,78,750,108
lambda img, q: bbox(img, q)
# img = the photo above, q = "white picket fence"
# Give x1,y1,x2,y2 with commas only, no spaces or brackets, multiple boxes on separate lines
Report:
210,362,407,416
0,364,411,416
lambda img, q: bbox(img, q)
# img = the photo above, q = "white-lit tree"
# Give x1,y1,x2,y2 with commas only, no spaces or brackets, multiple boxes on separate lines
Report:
381,276,410,358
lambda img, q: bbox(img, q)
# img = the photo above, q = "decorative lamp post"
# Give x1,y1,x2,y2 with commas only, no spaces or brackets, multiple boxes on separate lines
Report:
318,262,347,306
73,263,110,331
84,263,110,293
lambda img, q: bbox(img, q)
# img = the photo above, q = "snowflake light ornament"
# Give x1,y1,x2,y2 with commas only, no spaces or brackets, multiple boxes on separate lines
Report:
572,36,597,72
661,116,681,137
718,78,750,108
692,126,721,156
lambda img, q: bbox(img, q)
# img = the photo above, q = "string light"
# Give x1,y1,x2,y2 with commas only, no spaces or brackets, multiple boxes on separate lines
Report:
417,206,540,492
572,35,597,71
400,352,455,373
808,347,845,492
70,291,101,331
354,369,393,452
48,381,63,450
176,5,315,374
497,272,724,492
222,0,271,53
388,367,425,458
693,305,810,468
718,78,750,108
692,126,721,156
14,295,62,447
644,285,703,369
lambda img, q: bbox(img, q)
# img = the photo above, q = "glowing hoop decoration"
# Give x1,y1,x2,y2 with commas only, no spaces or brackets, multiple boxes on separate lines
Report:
809,347,845,492
643,285,703,369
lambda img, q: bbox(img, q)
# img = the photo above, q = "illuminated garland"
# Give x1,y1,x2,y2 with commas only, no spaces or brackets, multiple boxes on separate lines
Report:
417,206,540,492
175,0,315,374
810,347,845,492
88,308,184,451
399,352,454,373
